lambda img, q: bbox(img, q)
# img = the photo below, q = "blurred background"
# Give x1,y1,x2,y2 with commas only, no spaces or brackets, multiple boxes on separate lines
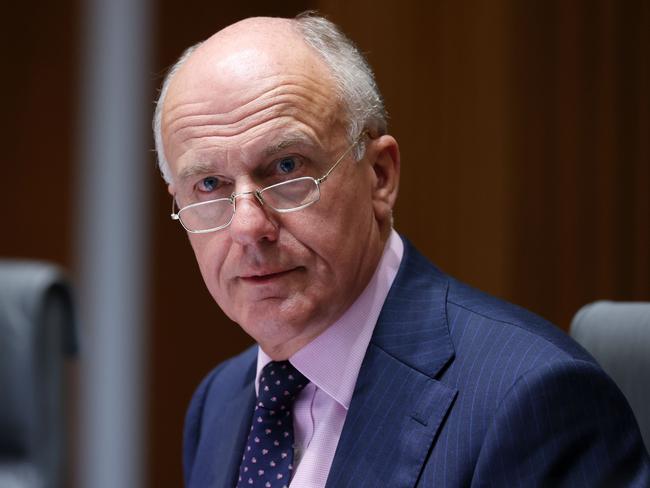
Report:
2,1,648,487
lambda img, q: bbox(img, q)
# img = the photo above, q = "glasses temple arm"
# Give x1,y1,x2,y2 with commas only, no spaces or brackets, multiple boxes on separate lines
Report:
317,131,369,184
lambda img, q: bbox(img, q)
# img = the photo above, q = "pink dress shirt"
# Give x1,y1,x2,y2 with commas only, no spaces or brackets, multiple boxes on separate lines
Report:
255,229,404,487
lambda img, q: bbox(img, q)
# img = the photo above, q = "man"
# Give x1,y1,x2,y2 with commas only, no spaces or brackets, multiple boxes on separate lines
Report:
154,13,650,488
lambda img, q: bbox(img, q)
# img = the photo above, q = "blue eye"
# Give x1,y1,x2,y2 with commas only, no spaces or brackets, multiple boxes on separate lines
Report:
199,176,219,192
277,157,296,174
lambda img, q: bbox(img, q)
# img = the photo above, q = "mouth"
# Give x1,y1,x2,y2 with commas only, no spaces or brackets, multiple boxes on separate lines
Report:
239,268,299,284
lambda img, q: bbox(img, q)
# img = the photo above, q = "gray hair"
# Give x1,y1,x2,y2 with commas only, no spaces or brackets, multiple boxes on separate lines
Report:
153,43,201,183
152,12,387,183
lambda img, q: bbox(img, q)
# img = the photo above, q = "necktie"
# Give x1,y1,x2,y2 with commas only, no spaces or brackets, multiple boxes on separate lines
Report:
237,361,309,488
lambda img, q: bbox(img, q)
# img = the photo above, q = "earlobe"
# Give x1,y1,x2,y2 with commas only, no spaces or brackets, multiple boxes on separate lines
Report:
168,183,175,196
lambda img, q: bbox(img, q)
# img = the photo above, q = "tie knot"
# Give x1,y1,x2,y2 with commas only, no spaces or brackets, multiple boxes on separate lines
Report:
257,361,308,409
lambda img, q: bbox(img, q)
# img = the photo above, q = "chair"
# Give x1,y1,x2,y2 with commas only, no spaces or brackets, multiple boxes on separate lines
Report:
570,301,650,451
0,261,78,488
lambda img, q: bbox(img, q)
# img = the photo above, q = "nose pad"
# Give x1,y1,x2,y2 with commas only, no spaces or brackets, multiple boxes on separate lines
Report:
232,190,264,211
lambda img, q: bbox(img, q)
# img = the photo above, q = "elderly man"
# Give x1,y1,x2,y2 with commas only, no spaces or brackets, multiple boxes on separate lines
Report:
154,13,649,488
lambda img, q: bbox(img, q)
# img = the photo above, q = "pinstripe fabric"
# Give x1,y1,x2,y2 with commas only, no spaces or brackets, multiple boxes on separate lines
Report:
183,349,258,488
183,238,650,488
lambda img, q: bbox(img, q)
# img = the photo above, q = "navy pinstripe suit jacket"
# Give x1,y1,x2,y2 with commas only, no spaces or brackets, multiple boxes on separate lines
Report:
183,238,650,487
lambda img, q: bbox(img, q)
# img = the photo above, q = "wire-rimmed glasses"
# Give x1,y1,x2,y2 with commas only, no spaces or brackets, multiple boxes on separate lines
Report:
171,132,368,234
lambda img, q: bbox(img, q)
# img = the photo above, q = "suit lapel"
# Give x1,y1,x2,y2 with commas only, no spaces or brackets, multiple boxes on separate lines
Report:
326,239,458,487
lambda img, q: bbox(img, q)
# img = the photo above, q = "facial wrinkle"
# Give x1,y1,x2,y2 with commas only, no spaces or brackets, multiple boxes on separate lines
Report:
173,100,307,143
164,71,335,134
165,72,332,117
167,86,333,140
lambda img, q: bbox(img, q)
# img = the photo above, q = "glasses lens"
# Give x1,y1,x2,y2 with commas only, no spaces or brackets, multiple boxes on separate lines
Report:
262,178,320,211
178,199,233,232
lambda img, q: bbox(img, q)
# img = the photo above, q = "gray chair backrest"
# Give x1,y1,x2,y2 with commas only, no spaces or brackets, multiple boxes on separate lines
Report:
570,301,650,451
0,261,77,488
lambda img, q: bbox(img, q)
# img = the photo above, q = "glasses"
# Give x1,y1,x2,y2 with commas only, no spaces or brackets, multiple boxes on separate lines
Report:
171,132,368,234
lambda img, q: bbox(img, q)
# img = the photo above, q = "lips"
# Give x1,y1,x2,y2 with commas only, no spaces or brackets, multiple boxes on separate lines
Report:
239,268,298,283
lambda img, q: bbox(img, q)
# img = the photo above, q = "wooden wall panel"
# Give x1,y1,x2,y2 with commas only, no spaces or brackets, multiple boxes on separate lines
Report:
509,1,650,327
2,2,79,264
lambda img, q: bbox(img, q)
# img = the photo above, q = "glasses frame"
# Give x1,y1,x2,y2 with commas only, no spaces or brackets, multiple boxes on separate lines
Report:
171,131,369,234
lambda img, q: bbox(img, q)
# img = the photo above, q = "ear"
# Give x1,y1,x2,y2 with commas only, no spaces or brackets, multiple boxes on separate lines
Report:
368,135,400,226
167,183,175,196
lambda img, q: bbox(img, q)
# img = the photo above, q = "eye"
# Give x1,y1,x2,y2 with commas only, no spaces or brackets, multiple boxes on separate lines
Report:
198,176,220,192
276,157,297,174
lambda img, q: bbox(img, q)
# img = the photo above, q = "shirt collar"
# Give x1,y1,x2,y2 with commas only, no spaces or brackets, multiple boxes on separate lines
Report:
256,229,404,409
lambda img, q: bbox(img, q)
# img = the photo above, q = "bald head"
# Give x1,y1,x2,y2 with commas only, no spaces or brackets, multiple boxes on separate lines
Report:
154,13,386,183
164,17,339,141
168,17,331,110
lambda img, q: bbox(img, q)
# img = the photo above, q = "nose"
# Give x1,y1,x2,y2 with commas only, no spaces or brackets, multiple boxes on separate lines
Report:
228,191,279,245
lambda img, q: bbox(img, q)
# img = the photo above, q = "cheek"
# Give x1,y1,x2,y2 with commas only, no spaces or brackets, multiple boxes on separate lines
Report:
189,236,226,294
309,198,373,269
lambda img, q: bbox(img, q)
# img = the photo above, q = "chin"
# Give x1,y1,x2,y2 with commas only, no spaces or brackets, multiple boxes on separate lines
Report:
239,301,318,343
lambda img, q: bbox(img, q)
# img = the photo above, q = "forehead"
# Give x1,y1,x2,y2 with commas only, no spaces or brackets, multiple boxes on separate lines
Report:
162,21,345,175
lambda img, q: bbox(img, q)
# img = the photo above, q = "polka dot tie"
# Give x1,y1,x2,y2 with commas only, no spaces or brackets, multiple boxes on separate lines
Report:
236,361,309,488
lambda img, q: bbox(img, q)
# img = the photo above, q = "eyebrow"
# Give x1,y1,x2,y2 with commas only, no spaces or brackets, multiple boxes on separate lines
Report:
177,161,218,184
262,132,315,158
176,132,318,184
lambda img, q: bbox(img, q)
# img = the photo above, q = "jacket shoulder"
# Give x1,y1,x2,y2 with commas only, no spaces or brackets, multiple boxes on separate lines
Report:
446,275,595,365
418,266,650,485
